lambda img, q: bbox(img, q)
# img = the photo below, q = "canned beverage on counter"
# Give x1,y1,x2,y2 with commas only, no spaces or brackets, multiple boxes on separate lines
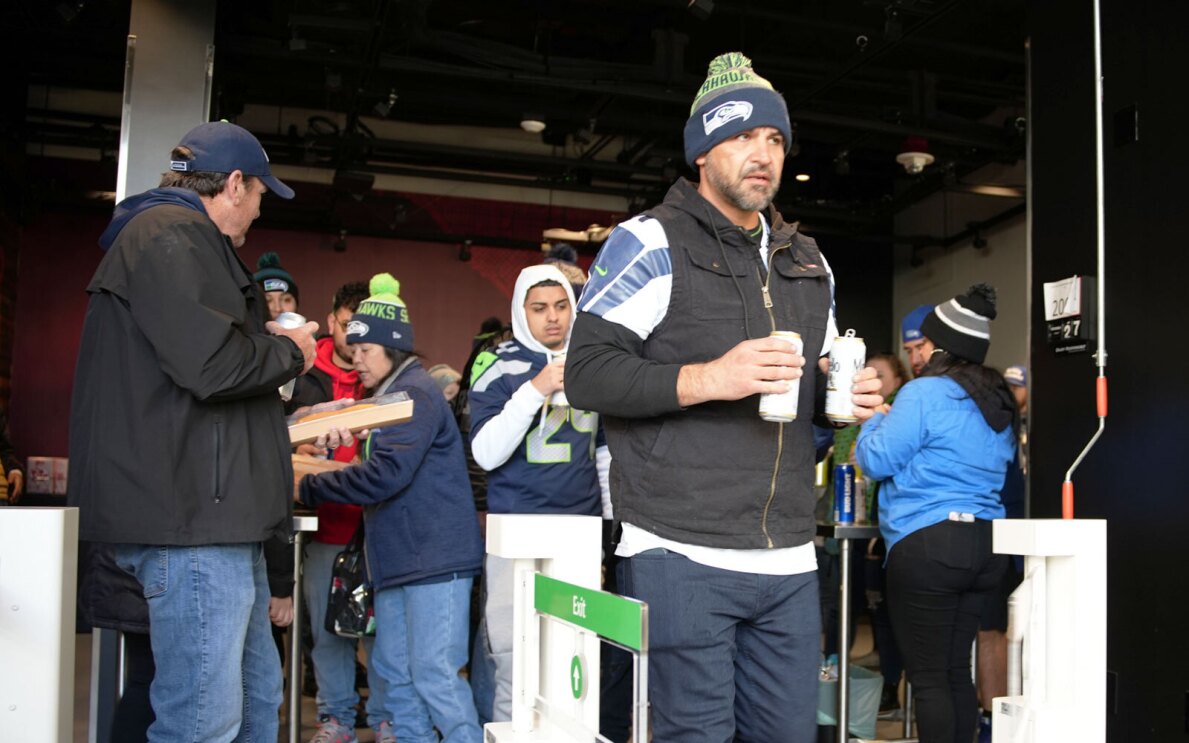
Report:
825,329,866,424
758,331,803,423
833,463,855,524
273,311,307,401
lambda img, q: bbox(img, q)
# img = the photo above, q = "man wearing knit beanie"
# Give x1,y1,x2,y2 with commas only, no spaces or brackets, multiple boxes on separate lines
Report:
567,52,884,743
254,251,300,320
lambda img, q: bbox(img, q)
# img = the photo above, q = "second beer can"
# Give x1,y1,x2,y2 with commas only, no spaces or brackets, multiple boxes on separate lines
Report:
825,329,867,424
758,331,803,423
833,463,855,524
274,311,308,402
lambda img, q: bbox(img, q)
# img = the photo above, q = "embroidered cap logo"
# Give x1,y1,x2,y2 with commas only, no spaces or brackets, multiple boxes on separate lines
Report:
702,100,754,136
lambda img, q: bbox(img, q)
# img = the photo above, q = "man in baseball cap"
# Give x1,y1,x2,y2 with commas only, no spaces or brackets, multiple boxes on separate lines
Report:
170,119,295,199
901,303,936,377
73,120,315,741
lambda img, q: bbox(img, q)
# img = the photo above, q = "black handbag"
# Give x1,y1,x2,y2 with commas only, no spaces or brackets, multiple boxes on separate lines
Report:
324,521,376,638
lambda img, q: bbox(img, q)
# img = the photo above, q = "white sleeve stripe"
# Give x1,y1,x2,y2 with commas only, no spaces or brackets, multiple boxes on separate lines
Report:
580,218,670,314
600,275,673,340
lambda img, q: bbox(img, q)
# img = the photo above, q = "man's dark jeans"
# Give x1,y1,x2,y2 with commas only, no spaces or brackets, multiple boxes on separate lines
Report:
619,548,820,742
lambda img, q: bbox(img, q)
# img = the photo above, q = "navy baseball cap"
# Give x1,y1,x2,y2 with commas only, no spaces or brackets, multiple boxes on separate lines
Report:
170,121,294,200
901,304,934,343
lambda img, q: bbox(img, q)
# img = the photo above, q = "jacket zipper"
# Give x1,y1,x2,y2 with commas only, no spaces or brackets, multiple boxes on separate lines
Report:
759,241,792,547
212,418,223,503
361,431,375,585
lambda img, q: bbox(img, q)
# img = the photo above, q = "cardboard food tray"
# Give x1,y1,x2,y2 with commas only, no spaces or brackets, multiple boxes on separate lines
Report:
291,453,353,478
288,397,414,445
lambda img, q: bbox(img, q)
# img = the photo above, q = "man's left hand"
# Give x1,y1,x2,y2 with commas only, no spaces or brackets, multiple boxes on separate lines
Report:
269,596,294,628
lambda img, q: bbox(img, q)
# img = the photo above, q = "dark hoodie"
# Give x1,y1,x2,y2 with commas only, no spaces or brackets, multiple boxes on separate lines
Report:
97,187,206,250
567,178,835,549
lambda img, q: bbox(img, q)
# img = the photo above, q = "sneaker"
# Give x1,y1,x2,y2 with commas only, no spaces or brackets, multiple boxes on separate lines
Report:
309,715,358,743
373,721,397,743
978,712,993,743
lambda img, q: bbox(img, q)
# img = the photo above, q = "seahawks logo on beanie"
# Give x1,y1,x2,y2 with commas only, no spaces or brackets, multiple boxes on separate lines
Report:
683,52,791,168
253,252,299,301
346,273,414,352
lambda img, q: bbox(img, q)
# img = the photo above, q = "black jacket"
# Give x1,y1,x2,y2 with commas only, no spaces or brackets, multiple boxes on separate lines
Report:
68,195,303,545
80,542,149,634
567,179,832,549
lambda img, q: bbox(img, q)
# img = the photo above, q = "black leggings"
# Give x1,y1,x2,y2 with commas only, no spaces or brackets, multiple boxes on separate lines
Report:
886,519,1006,743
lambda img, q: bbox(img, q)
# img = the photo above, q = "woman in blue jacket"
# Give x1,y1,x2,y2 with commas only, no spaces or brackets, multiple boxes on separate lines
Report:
856,284,1017,743
298,273,483,743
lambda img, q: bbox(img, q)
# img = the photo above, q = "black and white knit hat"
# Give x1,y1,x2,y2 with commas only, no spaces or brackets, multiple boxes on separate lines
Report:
683,52,791,168
920,283,997,364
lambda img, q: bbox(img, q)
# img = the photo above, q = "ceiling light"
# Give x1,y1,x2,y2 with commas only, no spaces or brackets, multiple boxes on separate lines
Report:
795,173,811,182
520,115,546,134
896,151,935,175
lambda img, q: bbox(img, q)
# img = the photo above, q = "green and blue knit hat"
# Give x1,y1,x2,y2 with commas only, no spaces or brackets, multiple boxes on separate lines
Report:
254,251,298,301
346,273,414,352
683,52,792,168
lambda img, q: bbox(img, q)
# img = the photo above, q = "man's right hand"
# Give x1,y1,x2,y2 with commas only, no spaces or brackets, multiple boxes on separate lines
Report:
267,320,319,374
676,336,804,407
530,358,566,396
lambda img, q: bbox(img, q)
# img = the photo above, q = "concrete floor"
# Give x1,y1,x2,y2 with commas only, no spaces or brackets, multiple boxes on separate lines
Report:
70,632,376,743
70,622,912,742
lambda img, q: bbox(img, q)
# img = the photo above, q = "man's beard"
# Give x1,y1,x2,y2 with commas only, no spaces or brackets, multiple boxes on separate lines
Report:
704,158,780,213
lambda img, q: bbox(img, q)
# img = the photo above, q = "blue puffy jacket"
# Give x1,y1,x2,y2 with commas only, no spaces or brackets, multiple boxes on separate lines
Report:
855,376,1015,553
299,358,483,590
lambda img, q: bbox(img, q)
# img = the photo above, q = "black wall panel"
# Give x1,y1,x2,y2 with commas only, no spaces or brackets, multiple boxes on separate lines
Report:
1029,1,1189,739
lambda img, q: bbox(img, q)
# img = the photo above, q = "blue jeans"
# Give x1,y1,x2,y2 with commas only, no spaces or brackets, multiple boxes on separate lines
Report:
303,540,384,725
619,549,821,743
113,542,282,743
372,576,482,743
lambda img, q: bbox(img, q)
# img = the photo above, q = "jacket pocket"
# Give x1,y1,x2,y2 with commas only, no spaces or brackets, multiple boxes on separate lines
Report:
686,246,752,322
212,416,224,503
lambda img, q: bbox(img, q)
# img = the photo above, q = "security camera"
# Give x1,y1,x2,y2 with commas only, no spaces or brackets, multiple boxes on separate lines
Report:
896,151,935,175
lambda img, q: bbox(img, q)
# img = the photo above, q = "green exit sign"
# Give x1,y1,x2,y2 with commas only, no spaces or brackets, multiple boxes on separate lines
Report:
533,573,646,652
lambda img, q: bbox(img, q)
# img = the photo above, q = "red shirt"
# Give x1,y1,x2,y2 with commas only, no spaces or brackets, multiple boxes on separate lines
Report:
311,337,366,545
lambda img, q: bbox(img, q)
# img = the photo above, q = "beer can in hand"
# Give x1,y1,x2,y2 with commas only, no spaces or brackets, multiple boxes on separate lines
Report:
825,329,866,424
758,331,803,423
273,311,307,402
549,351,569,407
833,463,855,524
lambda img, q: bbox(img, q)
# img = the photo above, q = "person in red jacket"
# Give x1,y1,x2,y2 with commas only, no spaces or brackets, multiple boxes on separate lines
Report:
287,280,388,742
